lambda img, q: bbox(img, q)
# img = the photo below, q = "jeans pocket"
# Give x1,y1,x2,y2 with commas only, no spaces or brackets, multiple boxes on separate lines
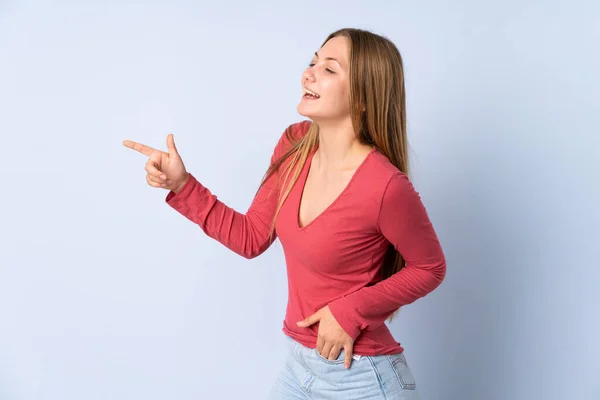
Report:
313,348,346,365
387,353,417,390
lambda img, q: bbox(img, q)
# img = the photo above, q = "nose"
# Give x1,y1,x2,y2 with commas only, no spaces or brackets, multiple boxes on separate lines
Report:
303,67,316,83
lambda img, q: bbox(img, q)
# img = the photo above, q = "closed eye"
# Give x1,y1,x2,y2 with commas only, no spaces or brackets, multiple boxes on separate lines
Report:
308,63,335,74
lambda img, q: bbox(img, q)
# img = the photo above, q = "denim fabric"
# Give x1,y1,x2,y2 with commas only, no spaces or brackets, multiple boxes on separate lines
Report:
267,336,420,399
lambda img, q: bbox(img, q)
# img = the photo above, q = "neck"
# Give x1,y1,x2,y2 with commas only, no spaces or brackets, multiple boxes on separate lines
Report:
314,117,371,170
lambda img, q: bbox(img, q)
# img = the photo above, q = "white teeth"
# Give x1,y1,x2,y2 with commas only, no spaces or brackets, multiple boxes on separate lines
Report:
304,88,320,98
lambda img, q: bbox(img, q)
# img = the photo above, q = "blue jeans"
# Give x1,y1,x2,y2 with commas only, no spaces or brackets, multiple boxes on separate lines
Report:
267,336,420,399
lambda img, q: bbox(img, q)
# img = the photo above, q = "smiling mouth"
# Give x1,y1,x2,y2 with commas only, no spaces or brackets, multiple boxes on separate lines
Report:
303,88,320,99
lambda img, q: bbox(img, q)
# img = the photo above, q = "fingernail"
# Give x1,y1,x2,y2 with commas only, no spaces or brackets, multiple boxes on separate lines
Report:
161,175,166,180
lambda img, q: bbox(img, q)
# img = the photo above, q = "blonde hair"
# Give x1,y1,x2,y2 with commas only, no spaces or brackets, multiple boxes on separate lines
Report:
261,28,409,320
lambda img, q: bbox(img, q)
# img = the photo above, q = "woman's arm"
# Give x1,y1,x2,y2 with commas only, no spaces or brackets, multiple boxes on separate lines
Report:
328,171,447,339
165,121,308,258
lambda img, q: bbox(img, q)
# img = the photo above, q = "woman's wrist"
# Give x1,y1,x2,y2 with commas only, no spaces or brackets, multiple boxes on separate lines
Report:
172,172,190,194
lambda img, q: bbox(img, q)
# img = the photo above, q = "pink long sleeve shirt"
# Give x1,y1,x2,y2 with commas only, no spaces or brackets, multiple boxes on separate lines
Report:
165,120,446,355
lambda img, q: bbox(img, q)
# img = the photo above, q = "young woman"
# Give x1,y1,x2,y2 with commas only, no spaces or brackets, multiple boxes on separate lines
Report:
124,28,446,400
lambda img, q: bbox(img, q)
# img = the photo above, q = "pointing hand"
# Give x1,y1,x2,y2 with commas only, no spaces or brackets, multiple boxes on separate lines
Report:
123,134,189,193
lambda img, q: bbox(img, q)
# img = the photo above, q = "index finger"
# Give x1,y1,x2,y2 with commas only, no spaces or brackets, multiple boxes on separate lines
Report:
344,344,353,369
122,140,157,157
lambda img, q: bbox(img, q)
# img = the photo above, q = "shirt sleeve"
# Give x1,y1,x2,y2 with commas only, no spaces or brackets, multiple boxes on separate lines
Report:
328,171,446,340
164,121,308,258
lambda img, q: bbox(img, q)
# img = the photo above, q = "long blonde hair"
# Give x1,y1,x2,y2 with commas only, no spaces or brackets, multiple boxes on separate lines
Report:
261,28,409,320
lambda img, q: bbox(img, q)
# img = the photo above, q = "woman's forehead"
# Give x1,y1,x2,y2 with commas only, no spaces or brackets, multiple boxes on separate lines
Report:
315,36,349,67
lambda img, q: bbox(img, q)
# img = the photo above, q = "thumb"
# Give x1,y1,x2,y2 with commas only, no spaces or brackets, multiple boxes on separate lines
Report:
297,312,321,328
166,133,180,157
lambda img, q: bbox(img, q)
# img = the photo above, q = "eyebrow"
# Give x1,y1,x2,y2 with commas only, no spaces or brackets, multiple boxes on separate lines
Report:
314,52,342,66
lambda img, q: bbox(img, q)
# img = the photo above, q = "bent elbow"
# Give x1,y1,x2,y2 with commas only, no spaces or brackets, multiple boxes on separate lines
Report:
240,249,262,259
237,240,272,259
432,257,447,288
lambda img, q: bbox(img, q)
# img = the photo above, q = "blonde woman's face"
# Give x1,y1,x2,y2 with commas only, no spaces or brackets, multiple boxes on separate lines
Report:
297,36,351,122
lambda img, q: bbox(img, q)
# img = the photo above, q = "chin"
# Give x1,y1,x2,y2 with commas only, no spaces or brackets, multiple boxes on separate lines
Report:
297,101,348,124
297,103,322,120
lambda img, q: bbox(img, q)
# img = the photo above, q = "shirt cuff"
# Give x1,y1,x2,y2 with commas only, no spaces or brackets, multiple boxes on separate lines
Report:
328,298,363,341
165,173,197,204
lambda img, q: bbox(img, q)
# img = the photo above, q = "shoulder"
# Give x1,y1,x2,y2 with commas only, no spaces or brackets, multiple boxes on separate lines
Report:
366,150,409,185
382,171,418,203
281,119,312,146
272,120,312,160
364,150,417,204
371,157,424,223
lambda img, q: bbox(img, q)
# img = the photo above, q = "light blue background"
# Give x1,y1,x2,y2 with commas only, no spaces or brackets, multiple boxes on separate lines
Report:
1,1,598,399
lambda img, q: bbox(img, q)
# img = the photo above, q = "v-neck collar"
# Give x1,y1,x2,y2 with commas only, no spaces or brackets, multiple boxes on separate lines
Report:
296,147,378,230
